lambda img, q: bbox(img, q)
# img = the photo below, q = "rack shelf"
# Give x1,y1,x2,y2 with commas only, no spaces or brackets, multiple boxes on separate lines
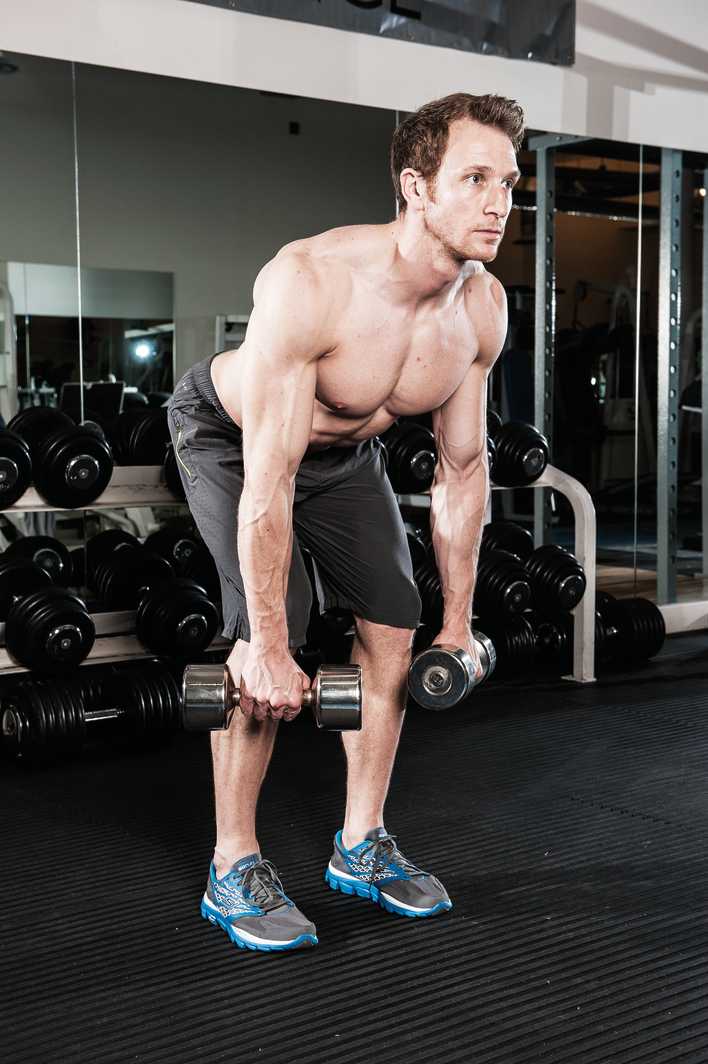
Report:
0,610,230,675
7,466,178,513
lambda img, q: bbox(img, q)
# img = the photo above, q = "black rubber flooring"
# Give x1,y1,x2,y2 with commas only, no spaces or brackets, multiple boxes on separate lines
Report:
3,635,708,1064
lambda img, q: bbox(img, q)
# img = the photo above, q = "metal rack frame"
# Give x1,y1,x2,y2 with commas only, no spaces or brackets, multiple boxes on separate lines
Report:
399,463,598,685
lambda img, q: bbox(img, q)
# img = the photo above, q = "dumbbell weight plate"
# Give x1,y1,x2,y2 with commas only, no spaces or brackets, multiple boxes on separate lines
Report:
0,431,32,508
5,586,95,672
135,577,219,655
35,426,114,508
481,520,534,562
93,546,173,608
7,407,76,452
5,535,73,586
70,546,86,588
85,529,140,585
0,558,52,620
181,544,221,602
526,544,586,613
487,408,503,439
144,528,200,573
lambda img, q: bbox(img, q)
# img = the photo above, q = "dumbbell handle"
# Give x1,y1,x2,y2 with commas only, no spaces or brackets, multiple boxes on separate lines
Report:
225,684,315,711
84,706,125,723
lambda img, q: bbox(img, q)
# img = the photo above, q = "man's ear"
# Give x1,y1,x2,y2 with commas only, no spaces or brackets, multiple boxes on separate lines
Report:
399,168,426,212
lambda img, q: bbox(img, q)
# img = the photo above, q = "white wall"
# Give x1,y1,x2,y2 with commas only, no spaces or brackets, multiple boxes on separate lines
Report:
2,0,708,153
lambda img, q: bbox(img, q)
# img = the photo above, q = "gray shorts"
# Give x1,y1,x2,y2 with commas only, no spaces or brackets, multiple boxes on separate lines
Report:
167,354,422,647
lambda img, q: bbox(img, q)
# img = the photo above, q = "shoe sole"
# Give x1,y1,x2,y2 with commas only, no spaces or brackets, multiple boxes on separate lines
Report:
200,900,318,952
325,866,452,918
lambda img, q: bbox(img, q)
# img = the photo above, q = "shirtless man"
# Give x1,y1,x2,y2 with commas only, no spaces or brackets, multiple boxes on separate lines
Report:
168,92,524,952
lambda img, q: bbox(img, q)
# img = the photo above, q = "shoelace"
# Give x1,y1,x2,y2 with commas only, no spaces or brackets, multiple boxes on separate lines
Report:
229,859,288,912
356,833,425,886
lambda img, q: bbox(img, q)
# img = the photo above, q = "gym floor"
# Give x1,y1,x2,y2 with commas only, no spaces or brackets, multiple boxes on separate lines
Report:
3,635,708,1064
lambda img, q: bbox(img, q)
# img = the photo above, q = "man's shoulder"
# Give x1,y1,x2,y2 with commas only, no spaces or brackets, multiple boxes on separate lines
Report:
461,266,508,365
254,225,372,298
254,224,386,314
461,263,505,300
462,266,506,321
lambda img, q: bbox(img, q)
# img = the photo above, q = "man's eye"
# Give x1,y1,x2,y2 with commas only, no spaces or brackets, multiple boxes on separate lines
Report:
469,174,481,183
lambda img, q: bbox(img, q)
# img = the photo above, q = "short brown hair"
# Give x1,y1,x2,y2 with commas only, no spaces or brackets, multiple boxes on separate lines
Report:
390,92,525,213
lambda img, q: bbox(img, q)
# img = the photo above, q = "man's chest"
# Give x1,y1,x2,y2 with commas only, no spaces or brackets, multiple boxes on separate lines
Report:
315,303,480,419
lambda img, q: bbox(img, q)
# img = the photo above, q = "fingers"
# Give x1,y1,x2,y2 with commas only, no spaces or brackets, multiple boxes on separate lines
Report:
238,683,307,722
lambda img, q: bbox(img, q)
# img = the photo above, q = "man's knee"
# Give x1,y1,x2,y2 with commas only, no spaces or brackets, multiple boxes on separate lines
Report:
353,616,416,656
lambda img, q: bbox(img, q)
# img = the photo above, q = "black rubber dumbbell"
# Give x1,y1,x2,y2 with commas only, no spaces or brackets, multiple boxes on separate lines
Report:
525,544,586,615
486,408,503,437
144,526,201,576
0,557,53,620
475,613,537,680
7,406,113,508
525,609,609,674
481,520,534,562
474,549,532,619
136,577,220,656
595,591,665,664
488,420,549,487
1,661,180,764
90,541,219,656
0,429,32,508
90,542,173,608
5,535,73,587
70,546,86,589
5,586,95,672
486,433,497,479
108,408,170,465
181,544,221,603
380,420,437,493
413,555,444,630
85,529,140,587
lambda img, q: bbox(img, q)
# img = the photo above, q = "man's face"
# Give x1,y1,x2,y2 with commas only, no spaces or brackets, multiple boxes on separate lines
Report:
420,118,520,263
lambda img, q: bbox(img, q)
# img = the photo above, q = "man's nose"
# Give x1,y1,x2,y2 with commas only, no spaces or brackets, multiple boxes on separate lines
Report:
485,190,507,218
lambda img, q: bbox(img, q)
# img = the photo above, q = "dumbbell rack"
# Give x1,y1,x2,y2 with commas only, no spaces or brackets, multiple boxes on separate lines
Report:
397,463,597,685
0,464,229,674
0,463,598,683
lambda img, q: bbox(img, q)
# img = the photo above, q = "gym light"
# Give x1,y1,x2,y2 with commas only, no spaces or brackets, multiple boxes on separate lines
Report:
133,340,155,360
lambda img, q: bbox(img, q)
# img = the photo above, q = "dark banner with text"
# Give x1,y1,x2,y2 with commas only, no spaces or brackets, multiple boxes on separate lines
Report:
189,1,575,67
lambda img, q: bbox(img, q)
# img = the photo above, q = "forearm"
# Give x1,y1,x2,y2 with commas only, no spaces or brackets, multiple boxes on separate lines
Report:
238,476,295,648
429,463,489,629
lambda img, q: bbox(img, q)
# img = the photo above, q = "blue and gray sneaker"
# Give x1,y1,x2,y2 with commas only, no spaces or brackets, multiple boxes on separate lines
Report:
201,853,318,952
325,827,452,918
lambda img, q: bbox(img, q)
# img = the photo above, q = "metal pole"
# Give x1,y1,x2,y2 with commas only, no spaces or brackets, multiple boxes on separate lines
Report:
657,148,682,603
534,145,556,547
702,168,708,580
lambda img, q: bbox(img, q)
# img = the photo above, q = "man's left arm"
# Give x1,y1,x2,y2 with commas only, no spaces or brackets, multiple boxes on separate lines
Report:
429,276,508,667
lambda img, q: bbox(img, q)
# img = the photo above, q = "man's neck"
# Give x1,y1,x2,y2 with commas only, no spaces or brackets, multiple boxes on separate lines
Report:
384,217,476,306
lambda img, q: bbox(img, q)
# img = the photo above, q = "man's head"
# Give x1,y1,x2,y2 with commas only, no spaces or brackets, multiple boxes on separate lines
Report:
390,93,525,263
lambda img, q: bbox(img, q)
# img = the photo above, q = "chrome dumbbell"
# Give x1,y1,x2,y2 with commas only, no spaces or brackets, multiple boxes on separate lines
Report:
181,662,362,731
408,633,496,710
